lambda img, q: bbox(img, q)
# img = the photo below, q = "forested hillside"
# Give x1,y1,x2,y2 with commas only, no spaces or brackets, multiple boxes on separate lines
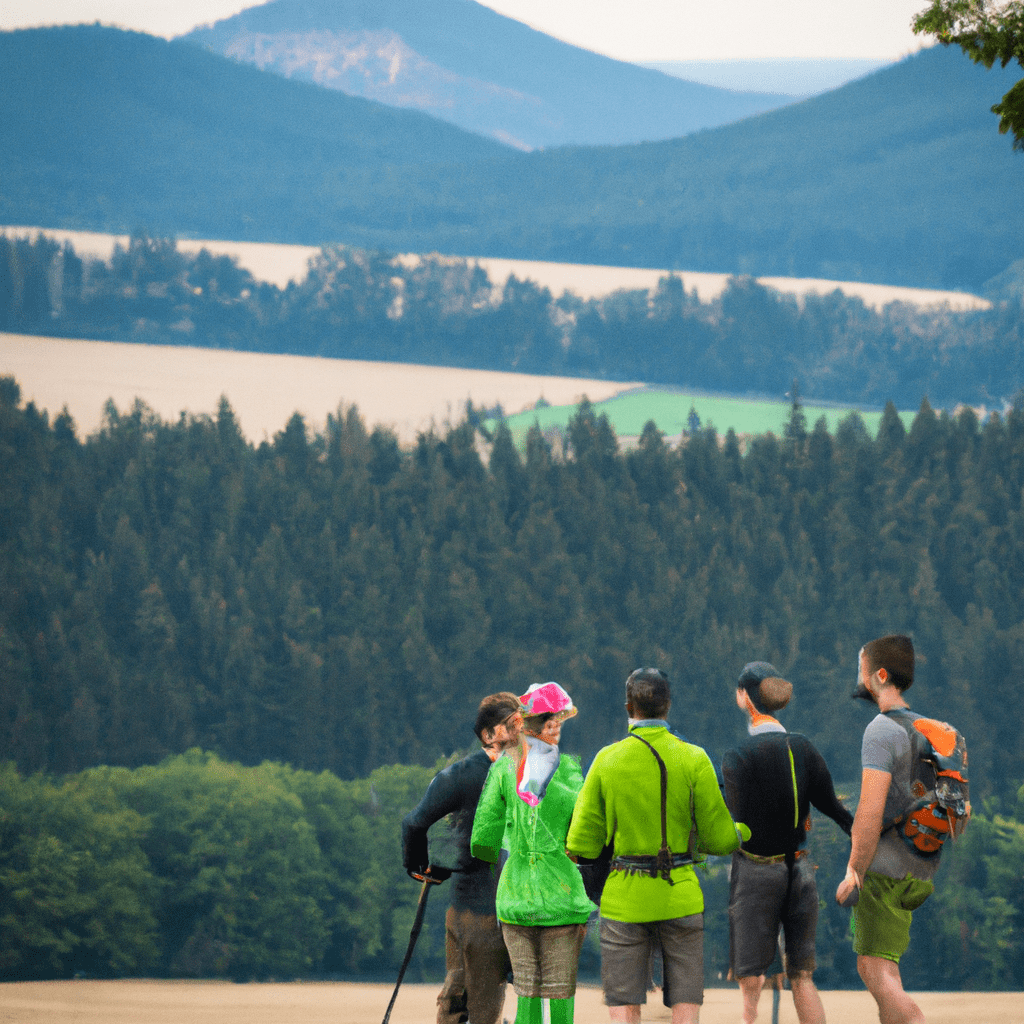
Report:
387,44,1024,291
3,371,1023,800
3,27,1021,290
0,25,508,242
4,232,1024,409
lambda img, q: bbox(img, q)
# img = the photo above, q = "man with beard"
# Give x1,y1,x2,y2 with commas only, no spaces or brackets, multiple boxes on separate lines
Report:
835,635,968,1024
402,692,523,1024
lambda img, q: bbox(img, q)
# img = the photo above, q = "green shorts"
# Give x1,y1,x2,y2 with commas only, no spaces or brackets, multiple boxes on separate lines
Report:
852,872,934,963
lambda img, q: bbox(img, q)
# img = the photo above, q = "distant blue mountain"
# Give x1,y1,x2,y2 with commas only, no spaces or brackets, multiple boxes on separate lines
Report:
641,58,893,97
179,0,799,149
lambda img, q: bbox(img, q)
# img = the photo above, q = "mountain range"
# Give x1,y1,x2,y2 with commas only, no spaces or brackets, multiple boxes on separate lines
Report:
2,22,1022,292
643,58,891,95
179,0,799,150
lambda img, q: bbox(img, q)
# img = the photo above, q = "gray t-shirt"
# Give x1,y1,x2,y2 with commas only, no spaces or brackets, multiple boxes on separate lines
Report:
861,712,941,881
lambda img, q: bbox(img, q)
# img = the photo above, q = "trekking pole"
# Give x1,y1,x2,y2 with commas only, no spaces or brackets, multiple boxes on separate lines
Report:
381,865,452,1024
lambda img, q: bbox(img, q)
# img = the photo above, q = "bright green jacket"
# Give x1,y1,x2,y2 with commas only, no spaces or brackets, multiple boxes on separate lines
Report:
470,753,595,926
566,724,742,922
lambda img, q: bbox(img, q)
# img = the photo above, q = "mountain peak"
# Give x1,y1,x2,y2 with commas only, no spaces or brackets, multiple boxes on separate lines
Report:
181,0,799,148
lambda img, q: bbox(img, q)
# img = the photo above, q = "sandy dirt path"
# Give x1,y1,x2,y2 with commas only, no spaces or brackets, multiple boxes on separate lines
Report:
0,980,1019,1024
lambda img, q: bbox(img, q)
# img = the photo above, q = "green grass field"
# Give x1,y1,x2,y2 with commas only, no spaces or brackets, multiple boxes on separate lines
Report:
492,386,915,444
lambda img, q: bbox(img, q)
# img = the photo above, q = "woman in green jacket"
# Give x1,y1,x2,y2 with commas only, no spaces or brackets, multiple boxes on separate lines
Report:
471,682,595,1024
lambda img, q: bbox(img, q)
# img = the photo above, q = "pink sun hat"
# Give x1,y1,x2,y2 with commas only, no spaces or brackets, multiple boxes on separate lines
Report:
518,681,578,722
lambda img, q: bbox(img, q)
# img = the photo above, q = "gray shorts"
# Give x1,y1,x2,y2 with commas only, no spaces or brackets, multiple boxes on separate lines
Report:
599,915,704,1007
728,853,818,978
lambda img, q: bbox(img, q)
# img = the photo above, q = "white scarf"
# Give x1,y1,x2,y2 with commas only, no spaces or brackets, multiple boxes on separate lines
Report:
516,734,560,806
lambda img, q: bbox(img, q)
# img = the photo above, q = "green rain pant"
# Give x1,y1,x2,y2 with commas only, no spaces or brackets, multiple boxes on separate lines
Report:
514,995,574,1024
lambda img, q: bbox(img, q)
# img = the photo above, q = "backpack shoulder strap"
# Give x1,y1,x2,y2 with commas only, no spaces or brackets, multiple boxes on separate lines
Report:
626,731,699,879
882,706,917,727
881,707,928,757
627,731,670,861
878,709,921,834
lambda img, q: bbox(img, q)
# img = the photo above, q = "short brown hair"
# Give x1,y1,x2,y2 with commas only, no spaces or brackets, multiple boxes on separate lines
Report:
474,692,521,740
626,668,671,719
756,676,793,712
862,634,915,692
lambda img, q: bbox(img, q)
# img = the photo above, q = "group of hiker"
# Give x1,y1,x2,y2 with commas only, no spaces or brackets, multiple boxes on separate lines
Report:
402,633,968,1024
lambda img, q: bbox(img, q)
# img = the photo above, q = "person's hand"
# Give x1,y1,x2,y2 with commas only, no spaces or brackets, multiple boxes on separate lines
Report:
836,865,862,906
403,850,428,878
409,864,453,884
403,834,429,878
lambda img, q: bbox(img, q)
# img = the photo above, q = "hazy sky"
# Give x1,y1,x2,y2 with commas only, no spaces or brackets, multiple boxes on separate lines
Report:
1,0,931,60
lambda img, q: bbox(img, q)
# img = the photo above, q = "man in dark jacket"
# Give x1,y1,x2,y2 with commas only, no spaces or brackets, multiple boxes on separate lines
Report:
402,692,522,1024
723,662,853,1024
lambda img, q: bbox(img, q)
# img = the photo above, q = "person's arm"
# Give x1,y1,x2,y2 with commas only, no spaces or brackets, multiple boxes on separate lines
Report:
470,761,508,864
693,751,745,855
565,760,608,859
401,759,472,874
804,742,854,835
720,748,742,820
835,767,890,903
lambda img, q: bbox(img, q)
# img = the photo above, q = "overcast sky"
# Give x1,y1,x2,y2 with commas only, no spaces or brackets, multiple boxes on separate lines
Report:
1,0,932,60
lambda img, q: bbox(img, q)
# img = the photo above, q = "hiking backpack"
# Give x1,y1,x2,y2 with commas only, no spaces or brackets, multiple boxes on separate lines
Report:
882,707,970,857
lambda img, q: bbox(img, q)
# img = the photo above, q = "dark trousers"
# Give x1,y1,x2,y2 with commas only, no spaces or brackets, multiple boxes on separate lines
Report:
437,905,512,1024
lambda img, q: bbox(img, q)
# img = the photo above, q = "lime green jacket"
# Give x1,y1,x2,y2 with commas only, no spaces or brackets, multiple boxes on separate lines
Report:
566,724,742,922
470,753,595,926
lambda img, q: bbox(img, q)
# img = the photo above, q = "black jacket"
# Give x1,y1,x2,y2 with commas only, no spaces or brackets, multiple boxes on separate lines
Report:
402,747,499,915
722,730,852,858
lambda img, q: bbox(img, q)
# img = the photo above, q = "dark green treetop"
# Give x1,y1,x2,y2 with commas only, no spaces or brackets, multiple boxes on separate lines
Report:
914,0,1024,147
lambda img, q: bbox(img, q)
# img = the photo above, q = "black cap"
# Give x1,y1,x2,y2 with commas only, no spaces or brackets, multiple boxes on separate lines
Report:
738,661,793,714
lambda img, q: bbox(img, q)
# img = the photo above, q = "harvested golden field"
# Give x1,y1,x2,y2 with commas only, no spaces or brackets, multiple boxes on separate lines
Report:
0,333,640,444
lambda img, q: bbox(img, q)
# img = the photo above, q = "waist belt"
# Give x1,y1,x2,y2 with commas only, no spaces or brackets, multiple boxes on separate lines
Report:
738,848,807,865
611,852,694,877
